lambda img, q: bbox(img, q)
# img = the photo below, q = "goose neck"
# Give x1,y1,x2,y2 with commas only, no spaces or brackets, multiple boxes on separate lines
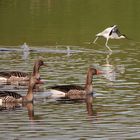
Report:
85,71,94,94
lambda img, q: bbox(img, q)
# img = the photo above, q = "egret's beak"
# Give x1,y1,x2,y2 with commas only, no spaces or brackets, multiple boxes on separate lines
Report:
122,34,130,40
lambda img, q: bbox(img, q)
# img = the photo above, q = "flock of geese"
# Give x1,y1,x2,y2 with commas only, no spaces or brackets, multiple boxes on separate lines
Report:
0,59,102,104
0,25,126,112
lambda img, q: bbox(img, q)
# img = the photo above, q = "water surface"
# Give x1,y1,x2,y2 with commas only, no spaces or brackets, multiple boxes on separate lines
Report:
0,0,140,140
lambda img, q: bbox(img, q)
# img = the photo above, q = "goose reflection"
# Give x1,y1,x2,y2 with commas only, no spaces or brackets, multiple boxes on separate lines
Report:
0,102,21,111
0,102,34,121
23,102,34,121
85,94,95,116
54,92,97,117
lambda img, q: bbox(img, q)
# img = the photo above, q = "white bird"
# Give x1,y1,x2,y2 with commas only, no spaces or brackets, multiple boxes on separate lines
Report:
93,25,126,51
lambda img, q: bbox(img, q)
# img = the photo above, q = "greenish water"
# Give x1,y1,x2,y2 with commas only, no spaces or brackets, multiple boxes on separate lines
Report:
0,0,140,140
0,0,140,45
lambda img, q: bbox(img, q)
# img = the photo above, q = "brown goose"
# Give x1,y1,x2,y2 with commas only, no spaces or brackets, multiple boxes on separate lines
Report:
0,74,38,103
49,67,102,100
0,59,47,84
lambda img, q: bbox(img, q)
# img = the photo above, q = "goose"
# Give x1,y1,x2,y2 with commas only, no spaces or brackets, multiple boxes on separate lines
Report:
0,74,38,103
48,67,102,100
0,59,47,84
92,25,126,51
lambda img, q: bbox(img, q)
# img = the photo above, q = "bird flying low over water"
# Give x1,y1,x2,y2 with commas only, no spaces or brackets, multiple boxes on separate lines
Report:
92,25,126,51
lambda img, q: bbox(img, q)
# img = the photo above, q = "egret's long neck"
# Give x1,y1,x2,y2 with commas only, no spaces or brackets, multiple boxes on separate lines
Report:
85,71,93,94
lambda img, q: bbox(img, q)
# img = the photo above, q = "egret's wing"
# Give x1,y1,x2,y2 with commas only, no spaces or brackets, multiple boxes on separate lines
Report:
101,27,112,35
110,26,122,36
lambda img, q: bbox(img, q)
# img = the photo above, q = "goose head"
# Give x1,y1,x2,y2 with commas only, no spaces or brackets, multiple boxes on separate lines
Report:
88,67,103,75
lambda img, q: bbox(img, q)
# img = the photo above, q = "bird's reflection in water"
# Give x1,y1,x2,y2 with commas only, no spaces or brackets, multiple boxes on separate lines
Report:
101,51,116,81
105,51,112,65
21,43,30,60
23,102,34,121
85,94,96,117
100,51,125,82
0,102,22,111
92,51,116,81
22,51,30,60
0,102,35,121
55,94,97,119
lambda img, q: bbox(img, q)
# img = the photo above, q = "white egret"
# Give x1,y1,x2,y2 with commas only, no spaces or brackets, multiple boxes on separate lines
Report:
93,25,126,51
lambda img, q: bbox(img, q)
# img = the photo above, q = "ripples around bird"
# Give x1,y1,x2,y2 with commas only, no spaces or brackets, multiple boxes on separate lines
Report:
0,43,140,139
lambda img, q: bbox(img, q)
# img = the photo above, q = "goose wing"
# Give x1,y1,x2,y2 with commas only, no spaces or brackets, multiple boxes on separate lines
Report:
0,71,29,78
0,91,22,99
50,85,84,93
9,71,29,77
65,89,86,100
0,72,11,78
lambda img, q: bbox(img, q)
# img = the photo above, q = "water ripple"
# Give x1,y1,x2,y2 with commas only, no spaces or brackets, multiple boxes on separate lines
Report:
0,44,140,139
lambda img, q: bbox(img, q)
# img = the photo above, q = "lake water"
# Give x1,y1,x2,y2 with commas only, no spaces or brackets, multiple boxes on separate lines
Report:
0,0,140,140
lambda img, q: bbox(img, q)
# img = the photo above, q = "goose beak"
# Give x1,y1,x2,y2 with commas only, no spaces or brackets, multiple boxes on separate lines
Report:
36,80,44,84
43,63,48,67
96,70,104,75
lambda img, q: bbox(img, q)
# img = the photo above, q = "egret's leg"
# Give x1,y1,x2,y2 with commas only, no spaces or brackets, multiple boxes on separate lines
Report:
105,38,109,46
106,44,112,52
105,39,112,52
93,37,99,44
